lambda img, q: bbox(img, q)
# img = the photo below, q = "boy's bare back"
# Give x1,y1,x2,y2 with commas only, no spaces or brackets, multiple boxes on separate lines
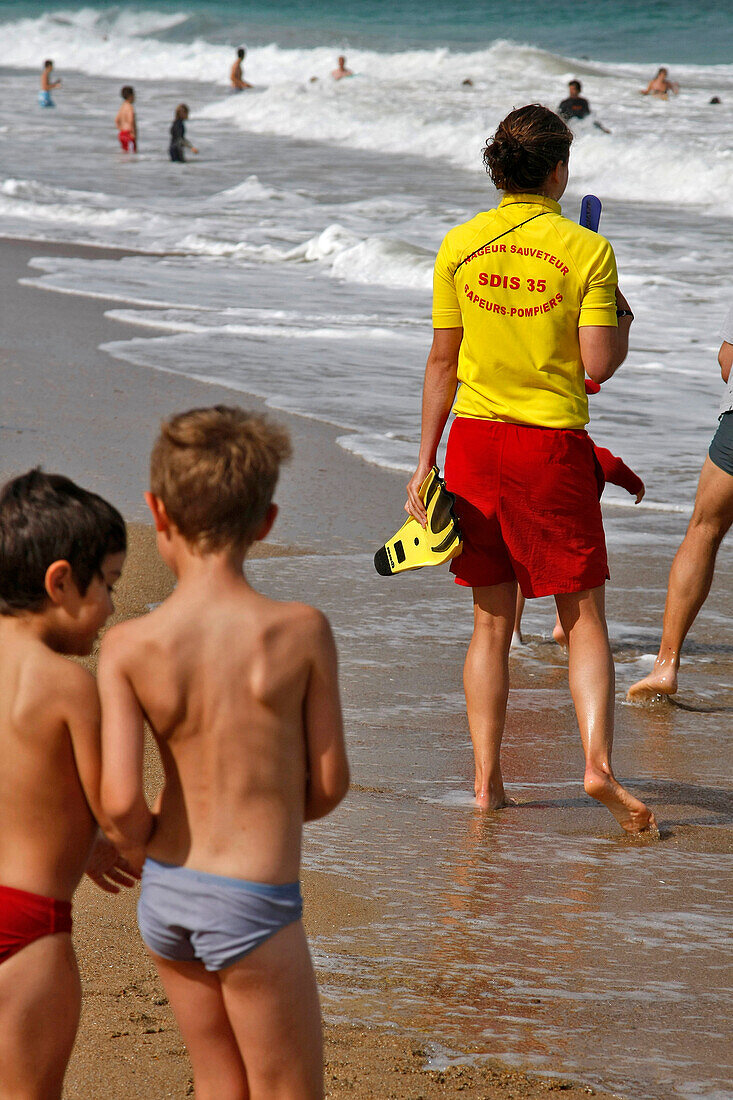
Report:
0,628,101,901
115,100,135,131
102,577,339,882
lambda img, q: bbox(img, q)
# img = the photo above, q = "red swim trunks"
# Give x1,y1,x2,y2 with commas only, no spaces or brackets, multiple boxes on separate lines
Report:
444,417,609,598
0,883,72,965
118,129,136,152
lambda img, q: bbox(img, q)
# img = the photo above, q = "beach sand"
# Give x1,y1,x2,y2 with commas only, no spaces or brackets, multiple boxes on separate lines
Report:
2,238,731,1099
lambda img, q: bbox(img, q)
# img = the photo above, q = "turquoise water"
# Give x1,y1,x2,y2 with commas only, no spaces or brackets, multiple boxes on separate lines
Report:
2,0,732,62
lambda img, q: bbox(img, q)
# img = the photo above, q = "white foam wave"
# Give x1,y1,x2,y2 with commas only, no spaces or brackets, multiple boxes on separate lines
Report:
171,223,434,291
213,176,286,203
2,9,732,216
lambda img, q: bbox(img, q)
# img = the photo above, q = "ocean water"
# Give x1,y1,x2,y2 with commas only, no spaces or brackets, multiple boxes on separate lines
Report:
1,3,732,508
0,5,732,1098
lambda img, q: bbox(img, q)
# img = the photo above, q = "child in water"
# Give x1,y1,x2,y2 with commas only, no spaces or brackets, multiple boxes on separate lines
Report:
115,86,137,153
39,59,61,108
169,104,198,163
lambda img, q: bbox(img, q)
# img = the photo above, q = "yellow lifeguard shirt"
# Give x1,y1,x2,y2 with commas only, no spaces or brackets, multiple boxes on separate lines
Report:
432,193,618,428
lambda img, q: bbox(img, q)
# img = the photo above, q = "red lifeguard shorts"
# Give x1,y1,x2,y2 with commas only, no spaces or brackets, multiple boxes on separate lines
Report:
444,417,609,598
118,130,136,152
0,883,72,965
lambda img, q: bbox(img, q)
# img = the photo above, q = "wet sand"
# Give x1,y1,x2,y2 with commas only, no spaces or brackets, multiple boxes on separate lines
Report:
2,237,732,1099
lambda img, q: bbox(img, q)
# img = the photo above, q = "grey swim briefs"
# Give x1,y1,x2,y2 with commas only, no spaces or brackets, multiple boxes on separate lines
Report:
137,858,303,972
709,411,733,477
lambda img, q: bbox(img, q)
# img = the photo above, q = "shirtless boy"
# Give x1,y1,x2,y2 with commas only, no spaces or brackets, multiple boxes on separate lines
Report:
641,67,679,98
99,405,350,1100
0,469,136,1100
231,47,253,90
115,85,137,152
39,58,61,107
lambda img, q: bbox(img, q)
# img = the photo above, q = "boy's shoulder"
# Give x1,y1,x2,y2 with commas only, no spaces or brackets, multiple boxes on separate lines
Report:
254,593,332,638
100,592,332,654
9,636,98,729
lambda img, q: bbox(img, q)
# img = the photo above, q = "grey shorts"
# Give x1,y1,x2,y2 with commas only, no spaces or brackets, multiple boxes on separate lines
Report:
709,411,733,476
138,858,303,972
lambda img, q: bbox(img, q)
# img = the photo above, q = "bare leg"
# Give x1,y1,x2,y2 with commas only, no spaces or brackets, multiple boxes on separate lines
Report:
556,586,657,834
0,933,81,1099
221,920,324,1100
627,458,733,700
464,582,517,810
150,952,249,1100
511,590,525,647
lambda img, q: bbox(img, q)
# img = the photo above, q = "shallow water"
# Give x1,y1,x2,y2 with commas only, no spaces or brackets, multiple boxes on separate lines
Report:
249,551,732,1100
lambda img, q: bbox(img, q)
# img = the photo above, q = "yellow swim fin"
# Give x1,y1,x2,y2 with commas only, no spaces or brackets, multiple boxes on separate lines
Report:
374,466,463,576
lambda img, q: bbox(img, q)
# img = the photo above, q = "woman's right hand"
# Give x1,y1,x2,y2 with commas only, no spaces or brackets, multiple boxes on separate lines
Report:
405,461,434,527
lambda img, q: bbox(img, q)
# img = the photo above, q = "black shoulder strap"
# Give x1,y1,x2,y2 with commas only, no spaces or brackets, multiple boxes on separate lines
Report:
452,212,549,278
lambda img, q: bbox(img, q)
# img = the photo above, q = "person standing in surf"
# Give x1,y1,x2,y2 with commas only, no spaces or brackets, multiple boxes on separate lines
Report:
230,47,252,91
39,59,61,108
405,103,656,835
168,104,198,163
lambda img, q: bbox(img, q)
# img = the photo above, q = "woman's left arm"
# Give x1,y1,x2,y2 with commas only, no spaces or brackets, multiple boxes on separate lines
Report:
718,341,732,384
405,327,462,525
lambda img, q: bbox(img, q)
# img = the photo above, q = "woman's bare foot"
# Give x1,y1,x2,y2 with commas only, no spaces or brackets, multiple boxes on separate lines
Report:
584,767,658,835
475,775,516,811
552,617,568,647
626,656,679,701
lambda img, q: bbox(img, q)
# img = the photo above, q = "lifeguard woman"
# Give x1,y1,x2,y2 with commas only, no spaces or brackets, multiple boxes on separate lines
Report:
406,104,656,834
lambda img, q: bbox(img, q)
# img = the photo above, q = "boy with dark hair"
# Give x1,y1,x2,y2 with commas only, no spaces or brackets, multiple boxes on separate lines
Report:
115,85,137,152
558,79,591,120
0,469,137,1100
39,58,61,108
99,405,350,1099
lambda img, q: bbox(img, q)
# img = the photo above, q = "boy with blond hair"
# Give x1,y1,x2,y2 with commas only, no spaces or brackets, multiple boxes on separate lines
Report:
0,469,137,1099
99,405,349,1100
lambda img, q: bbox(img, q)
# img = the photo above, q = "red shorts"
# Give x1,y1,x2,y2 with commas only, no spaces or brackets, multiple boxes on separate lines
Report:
444,417,609,598
0,883,72,965
118,130,136,152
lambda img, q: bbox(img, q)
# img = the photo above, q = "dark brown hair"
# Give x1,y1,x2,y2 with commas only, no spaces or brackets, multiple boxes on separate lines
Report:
121,85,134,100
150,405,292,552
483,104,573,193
0,469,126,615
175,103,189,121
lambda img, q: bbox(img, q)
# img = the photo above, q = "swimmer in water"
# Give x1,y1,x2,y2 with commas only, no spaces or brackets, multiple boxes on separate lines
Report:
641,67,679,98
169,104,198,163
331,56,353,81
230,47,252,91
39,59,61,108
115,86,137,153
557,79,591,121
